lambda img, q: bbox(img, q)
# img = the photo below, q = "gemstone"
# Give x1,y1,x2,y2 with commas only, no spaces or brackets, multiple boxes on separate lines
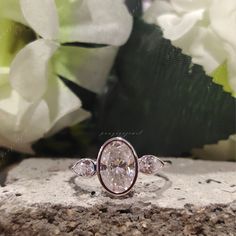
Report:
97,138,138,195
139,155,164,174
72,159,96,177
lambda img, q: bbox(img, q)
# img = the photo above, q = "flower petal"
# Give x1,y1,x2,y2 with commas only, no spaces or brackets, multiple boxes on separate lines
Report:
0,0,27,25
16,100,51,143
155,3,226,74
143,0,173,24
158,10,204,41
0,74,51,152
0,135,33,153
225,44,236,95
0,79,32,128
43,76,89,135
56,0,133,46
0,83,20,115
210,0,236,49
9,39,58,101
0,89,51,153
0,98,50,144
192,134,236,161
47,108,90,136
0,68,9,86
186,27,226,73
53,46,117,93
146,0,236,95
20,0,59,40
209,0,236,95
0,75,87,153
170,0,211,13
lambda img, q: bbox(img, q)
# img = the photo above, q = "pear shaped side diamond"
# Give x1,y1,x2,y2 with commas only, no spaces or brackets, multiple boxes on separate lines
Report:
139,155,164,174
72,159,96,177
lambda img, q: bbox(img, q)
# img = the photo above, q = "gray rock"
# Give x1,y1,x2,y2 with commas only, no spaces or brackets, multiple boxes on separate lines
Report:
0,158,235,235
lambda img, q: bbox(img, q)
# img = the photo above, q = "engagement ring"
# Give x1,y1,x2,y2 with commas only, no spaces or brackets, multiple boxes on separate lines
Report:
72,137,166,196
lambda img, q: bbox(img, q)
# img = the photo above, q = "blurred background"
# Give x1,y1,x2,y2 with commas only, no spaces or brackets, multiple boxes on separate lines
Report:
0,0,235,170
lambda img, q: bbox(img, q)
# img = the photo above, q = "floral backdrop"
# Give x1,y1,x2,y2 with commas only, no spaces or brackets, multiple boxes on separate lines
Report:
0,0,235,163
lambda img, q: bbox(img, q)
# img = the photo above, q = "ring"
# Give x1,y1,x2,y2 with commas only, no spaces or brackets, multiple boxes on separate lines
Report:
72,137,166,196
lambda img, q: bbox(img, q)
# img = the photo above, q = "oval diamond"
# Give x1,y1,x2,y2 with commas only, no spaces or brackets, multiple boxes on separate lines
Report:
97,137,138,195
139,155,164,174
72,159,96,177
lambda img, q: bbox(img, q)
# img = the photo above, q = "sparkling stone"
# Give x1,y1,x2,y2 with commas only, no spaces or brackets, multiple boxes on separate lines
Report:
139,155,164,174
72,159,96,177
97,139,138,195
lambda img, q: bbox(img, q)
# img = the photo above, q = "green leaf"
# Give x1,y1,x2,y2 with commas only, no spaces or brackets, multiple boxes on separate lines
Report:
0,19,35,67
211,62,236,97
97,19,236,156
52,45,117,93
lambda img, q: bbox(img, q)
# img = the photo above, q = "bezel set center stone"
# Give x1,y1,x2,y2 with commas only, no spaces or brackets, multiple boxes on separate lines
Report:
72,137,165,196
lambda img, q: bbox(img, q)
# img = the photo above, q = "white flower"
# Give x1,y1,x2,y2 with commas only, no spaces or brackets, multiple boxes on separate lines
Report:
0,0,133,153
144,0,236,96
193,134,236,161
143,0,154,11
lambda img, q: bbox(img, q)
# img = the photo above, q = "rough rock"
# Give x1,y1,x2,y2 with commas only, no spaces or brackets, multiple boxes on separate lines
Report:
0,158,235,235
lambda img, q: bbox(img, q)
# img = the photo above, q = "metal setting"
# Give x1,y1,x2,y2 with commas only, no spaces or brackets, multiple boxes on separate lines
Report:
96,137,139,196
72,137,166,197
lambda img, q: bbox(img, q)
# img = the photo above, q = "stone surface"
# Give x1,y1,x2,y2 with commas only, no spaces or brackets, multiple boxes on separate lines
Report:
0,157,235,235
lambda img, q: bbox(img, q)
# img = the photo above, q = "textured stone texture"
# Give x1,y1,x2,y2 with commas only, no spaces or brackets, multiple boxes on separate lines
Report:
0,158,236,235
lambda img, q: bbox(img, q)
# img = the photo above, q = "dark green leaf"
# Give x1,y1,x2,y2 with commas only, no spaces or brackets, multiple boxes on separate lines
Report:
97,19,236,156
125,0,142,17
